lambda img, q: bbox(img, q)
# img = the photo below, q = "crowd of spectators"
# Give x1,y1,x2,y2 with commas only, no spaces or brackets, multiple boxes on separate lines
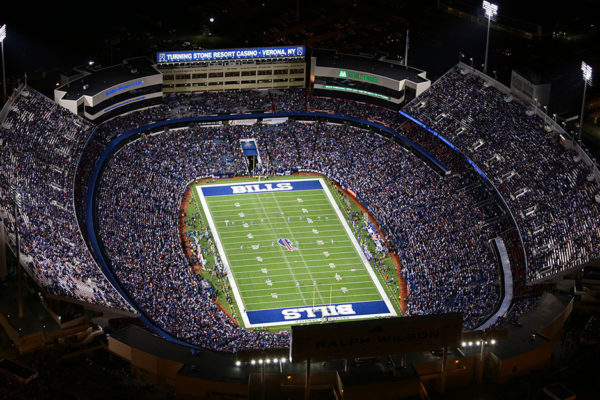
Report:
96,116,504,351
4,71,596,352
404,66,600,282
96,125,280,351
0,87,133,311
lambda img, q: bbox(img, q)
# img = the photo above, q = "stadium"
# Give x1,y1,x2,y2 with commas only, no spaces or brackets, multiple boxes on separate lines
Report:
0,16,599,400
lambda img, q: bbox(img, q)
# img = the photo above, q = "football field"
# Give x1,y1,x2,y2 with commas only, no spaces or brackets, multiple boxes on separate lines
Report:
195,177,396,328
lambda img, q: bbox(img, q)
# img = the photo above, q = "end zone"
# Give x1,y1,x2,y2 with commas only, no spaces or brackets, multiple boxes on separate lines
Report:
196,178,397,328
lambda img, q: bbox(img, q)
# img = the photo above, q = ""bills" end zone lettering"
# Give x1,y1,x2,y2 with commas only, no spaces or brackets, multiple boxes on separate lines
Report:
231,182,293,194
200,179,323,197
281,304,356,320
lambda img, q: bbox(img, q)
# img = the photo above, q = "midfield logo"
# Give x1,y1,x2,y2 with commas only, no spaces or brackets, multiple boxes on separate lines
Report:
278,238,297,251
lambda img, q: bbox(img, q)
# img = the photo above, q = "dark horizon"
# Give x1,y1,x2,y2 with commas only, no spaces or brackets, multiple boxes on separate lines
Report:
1,0,599,123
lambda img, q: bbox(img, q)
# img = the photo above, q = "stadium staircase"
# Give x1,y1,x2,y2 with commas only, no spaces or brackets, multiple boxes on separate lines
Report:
267,90,277,112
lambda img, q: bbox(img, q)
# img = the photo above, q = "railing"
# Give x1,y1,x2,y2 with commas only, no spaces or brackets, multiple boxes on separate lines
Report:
0,83,24,122
398,110,520,329
457,61,599,183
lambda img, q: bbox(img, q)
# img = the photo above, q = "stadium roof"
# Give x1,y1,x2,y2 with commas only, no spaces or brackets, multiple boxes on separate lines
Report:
312,48,429,83
57,57,161,100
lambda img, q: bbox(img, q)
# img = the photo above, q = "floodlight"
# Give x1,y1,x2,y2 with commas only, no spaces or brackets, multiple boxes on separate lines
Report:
490,339,496,345
1,24,6,104
251,360,256,365
482,1,498,19
235,361,241,366
482,2,498,73
579,61,593,142
582,61,592,84
462,341,467,347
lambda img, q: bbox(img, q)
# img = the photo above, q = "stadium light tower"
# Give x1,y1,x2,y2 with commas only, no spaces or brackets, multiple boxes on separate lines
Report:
1,24,6,104
482,1,498,74
579,61,592,142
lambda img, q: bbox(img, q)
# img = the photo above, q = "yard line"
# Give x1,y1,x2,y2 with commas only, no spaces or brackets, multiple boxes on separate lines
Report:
216,220,340,233
244,294,379,307
219,227,349,238
252,186,308,305
267,190,326,304
228,254,360,263
219,230,346,241
217,223,343,236
207,197,329,208
239,279,375,292
206,193,327,207
236,270,372,281
209,206,336,217
234,262,368,273
224,244,356,256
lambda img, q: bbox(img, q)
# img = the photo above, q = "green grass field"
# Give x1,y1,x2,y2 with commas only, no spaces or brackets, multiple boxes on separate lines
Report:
189,176,398,328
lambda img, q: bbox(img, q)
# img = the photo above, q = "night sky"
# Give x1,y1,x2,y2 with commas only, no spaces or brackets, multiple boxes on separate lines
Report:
1,0,599,118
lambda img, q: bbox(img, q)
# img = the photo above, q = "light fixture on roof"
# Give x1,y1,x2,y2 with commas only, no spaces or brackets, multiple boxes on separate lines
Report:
579,61,593,142
1,24,6,103
482,1,498,74
582,61,592,84
482,1,498,19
